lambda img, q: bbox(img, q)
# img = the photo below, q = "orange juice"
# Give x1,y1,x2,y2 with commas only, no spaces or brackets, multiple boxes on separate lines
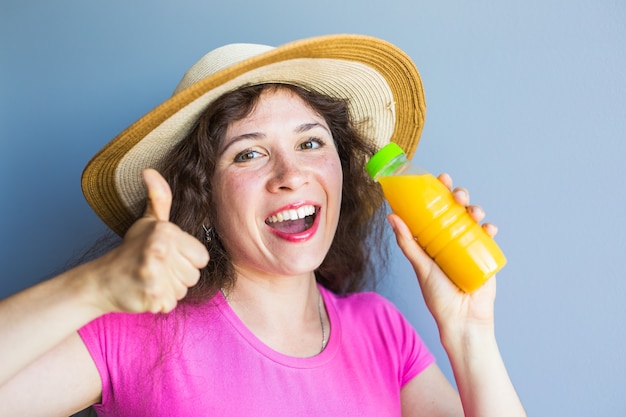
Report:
379,173,506,292
366,142,506,293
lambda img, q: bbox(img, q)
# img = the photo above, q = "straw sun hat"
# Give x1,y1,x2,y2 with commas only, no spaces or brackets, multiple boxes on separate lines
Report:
82,34,426,236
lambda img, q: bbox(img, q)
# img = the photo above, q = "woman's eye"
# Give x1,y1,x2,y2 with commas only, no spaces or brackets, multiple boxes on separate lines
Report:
234,149,262,162
298,138,324,150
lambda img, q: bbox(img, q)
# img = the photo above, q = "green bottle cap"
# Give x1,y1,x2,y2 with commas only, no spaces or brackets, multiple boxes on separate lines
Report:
365,142,406,178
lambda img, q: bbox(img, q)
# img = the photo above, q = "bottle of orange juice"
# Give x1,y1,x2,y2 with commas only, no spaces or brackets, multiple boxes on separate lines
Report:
366,142,506,292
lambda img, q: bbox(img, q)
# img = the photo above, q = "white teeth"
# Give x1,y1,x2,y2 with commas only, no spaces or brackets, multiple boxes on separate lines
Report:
267,205,316,223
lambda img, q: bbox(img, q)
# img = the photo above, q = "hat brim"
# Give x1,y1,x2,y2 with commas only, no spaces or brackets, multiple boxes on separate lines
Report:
81,34,426,236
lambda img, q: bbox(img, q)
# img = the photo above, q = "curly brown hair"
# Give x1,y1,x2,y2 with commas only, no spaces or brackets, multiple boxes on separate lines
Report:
159,83,389,301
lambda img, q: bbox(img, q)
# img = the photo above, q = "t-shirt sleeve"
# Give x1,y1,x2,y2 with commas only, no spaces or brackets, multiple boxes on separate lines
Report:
77,313,115,405
369,293,436,387
394,305,436,386
77,311,155,409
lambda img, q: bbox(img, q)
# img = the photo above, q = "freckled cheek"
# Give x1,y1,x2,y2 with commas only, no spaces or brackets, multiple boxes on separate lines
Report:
215,178,251,211
212,176,248,229
320,159,343,223
326,159,343,192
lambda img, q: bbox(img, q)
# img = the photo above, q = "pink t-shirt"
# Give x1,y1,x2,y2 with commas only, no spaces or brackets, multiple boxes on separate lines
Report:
78,286,434,416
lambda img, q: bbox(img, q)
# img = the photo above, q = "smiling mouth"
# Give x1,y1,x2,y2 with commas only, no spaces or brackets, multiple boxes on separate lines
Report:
265,205,318,234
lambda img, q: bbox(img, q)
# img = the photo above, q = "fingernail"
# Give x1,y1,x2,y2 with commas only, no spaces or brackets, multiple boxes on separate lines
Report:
470,206,484,216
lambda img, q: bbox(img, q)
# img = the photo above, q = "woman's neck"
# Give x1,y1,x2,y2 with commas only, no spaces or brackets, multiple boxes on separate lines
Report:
222,271,328,357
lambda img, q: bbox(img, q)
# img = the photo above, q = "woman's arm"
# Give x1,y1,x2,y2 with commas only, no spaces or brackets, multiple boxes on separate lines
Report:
0,260,104,386
0,170,209,413
399,311,524,417
401,363,464,417
439,309,526,417
391,173,526,417
0,332,102,416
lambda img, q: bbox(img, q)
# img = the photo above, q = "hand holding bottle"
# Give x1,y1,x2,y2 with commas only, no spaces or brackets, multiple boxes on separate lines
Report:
367,143,506,293
387,172,498,332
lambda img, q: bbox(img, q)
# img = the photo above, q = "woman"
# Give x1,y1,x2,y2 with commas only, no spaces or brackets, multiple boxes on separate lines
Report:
0,34,526,416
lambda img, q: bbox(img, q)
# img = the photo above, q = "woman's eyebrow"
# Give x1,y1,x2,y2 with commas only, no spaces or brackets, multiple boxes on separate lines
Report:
219,132,264,154
295,122,331,135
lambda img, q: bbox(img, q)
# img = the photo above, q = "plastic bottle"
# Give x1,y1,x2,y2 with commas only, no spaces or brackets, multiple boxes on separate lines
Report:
366,142,506,292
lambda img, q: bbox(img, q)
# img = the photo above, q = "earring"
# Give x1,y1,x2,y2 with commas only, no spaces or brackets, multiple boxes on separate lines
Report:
202,224,213,243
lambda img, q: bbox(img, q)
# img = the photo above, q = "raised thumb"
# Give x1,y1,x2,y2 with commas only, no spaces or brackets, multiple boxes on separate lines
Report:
142,169,172,222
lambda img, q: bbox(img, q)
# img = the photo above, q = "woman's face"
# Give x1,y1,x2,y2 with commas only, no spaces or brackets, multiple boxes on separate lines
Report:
211,87,343,280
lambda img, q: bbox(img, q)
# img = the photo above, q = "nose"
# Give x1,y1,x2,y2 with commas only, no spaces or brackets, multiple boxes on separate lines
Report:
266,152,308,192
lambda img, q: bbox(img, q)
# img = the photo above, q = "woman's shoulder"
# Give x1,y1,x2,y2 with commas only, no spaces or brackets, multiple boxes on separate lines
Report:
323,288,403,321
322,286,434,379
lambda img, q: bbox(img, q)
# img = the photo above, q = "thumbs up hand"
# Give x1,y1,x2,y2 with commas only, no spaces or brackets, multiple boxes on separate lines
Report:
142,167,174,224
90,169,210,314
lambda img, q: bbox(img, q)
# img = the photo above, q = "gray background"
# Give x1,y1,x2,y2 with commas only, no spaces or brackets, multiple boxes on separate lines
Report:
2,1,625,415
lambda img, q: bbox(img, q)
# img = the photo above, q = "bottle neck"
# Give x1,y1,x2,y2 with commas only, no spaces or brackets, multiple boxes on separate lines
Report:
372,154,410,181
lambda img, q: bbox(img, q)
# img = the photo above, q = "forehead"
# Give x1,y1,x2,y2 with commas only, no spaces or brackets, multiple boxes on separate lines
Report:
225,87,328,136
